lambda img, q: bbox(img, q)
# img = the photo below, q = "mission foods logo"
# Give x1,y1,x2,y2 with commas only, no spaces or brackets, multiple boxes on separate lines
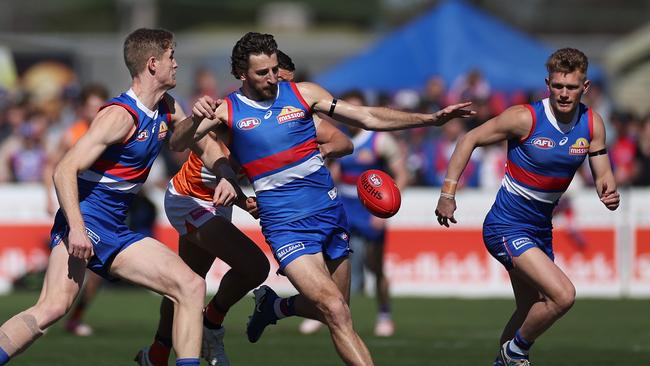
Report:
569,138,590,155
277,106,305,124
158,121,168,140
532,137,555,149
237,117,261,130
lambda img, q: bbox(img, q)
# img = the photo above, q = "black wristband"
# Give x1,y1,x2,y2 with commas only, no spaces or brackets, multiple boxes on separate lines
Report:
327,99,338,117
588,148,608,157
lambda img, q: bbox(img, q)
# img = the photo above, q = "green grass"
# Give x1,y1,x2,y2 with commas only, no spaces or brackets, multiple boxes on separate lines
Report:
1,289,649,365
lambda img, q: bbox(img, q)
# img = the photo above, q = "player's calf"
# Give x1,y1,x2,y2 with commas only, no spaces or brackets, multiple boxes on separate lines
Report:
0,313,45,363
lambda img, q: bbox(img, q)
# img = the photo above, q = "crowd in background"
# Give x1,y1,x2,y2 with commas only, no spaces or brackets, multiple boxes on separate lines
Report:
0,65,649,195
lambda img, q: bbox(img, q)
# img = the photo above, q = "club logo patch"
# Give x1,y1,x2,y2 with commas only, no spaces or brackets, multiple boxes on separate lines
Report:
569,138,590,155
532,137,555,149
277,106,305,124
237,117,261,130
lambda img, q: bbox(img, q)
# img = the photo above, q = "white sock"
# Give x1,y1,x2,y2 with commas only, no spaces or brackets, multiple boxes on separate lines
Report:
508,339,528,356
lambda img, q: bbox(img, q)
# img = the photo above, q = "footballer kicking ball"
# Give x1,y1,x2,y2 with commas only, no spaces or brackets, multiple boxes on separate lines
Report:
356,169,401,218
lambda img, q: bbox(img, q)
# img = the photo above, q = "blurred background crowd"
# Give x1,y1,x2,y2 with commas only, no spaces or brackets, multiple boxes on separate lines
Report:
1,0,650,193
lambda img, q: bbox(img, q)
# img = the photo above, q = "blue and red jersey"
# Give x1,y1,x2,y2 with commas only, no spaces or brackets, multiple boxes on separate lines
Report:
224,81,340,227
76,89,171,219
486,98,593,228
338,130,385,240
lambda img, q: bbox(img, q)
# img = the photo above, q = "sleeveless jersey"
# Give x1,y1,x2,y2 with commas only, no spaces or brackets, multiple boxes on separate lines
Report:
172,139,229,202
77,89,171,219
338,131,383,214
224,81,339,227
486,98,593,228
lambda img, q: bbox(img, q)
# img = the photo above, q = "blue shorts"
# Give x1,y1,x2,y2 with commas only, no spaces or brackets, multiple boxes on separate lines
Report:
50,205,145,281
482,223,554,270
262,205,351,271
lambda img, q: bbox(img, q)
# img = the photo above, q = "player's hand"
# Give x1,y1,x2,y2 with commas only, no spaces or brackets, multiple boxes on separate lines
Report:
600,182,620,211
433,102,476,126
192,96,219,121
370,216,386,230
213,178,237,207
67,227,94,260
243,196,259,219
435,195,458,227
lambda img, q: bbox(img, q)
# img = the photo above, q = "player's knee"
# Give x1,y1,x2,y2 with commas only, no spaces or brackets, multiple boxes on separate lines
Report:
185,273,206,303
35,298,71,326
555,285,576,314
249,256,270,286
318,297,351,328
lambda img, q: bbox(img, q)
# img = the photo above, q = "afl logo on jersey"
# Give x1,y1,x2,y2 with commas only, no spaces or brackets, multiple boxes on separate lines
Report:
569,138,590,155
532,137,555,149
277,106,305,124
136,130,149,141
369,173,383,187
237,117,261,130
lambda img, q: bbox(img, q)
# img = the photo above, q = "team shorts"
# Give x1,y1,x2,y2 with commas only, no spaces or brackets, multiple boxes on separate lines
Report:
482,223,554,270
262,204,351,271
165,181,233,236
50,203,145,281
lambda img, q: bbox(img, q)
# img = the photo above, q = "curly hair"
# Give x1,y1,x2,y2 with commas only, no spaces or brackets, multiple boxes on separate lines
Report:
231,32,278,79
546,48,588,75
123,28,175,78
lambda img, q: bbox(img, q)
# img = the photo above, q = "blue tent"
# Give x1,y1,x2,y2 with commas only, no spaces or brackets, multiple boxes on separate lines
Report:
315,0,600,95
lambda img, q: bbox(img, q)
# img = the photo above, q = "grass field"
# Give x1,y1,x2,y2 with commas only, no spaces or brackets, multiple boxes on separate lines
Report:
1,289,649,365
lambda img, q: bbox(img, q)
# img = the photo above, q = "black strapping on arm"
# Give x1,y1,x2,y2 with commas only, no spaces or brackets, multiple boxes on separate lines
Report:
588,148,608,157
327,99,338,117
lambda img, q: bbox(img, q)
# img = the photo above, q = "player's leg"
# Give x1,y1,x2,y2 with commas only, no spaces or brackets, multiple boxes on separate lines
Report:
511,248,575,339
187,217,268,366
110,237,205,363
284,254,373,366
499,271,543,345
365,240,393,336
65,270,102,336
137,237,214,366
186,216,270,323
0,242,85,364
499,247,574,364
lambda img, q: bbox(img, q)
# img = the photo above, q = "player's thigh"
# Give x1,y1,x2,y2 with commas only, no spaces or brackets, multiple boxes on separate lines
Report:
364,240,385,275
511,247,574,302
284,253,343,303
178,236,215,278
109,237,202,297
33,242,85,323
185,216,268,273
509,269,544,309
326,256,351,302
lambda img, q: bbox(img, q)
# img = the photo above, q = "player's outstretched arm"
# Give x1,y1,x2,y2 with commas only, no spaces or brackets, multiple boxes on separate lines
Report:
53,106,136,259
298,82,475,131
435,105,532,227
314,113,353,159
169,96,227,151
588,112,620,211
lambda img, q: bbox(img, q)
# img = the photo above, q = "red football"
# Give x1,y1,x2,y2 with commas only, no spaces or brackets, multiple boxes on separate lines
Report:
356,169,401,218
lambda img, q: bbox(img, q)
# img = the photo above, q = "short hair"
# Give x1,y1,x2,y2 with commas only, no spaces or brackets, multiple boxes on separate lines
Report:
546,48,589,75
123,28,175,78
277,50,295,72
231,32,278,79
79,84,109,104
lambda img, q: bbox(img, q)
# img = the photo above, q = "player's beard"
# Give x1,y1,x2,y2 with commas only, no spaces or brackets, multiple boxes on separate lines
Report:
260,84,277,100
